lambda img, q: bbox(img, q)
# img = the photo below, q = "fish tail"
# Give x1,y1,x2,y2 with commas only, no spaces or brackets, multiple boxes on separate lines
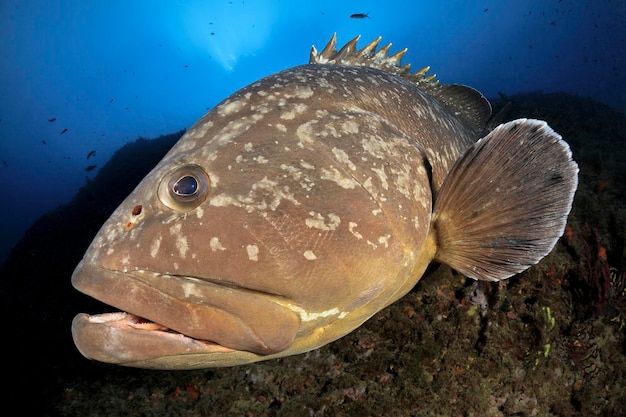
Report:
431,118,578,281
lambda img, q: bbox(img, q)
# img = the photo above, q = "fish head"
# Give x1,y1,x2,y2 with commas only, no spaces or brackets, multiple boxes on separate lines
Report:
71,65,436,369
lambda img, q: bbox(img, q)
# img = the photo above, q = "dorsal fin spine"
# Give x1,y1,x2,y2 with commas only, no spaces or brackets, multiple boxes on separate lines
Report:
310,34,440,92
360,36,381,56
319,33,337,58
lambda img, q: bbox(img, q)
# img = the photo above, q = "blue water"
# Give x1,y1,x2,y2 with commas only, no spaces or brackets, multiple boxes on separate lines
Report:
0,0,624,264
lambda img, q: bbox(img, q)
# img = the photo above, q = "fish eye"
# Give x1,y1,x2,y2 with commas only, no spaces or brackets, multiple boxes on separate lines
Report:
158,164,210,212
173,175,198,196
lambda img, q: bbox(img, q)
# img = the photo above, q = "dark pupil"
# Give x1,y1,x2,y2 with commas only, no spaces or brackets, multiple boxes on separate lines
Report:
173,175,198,196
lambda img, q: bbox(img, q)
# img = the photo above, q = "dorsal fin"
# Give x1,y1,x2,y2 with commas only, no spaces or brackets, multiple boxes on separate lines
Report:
310,34,492,133
429,84,492,134
310,34,439,91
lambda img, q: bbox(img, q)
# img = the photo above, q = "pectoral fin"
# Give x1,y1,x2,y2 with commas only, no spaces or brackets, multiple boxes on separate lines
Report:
432,118,578,281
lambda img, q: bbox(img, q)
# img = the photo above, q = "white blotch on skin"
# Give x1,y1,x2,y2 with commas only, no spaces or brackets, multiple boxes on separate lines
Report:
176,238,189,259
281,164,300,177
188,121,213,140
150,236,162,258
341,120,359,134
296,121,317,148
306,212,341,231
348,222,363,239
303,250,317,260
246,244,259,261
106,226,117,243
300,160,315,170
182,282,196,298
292,85,314,99
210,237,226,251
217,98,246,116
314,77,336,93
315,109,330,118
250,177,300,210
281,164,314,191
209,194,241,208
280,103,308,120
169,223,188,259
371,166,389,190
283,305,346,322
362,176,387,202
214,113,264,147
320,167,357,189
332,147,356,171
170,139,197,155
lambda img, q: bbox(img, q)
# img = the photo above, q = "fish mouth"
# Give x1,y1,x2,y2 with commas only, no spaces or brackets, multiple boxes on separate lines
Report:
71,312,236,365
71,261,301,366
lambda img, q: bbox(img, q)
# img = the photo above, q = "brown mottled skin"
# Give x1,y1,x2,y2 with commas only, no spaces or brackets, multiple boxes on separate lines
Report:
71,38,577,369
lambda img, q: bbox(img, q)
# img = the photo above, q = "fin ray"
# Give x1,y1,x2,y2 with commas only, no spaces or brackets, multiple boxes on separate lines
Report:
432,119,578,281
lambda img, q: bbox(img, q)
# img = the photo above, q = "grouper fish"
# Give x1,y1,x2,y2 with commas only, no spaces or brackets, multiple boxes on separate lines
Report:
71,34,578,369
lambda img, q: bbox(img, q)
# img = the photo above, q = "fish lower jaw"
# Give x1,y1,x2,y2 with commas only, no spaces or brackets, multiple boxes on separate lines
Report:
71,311,235,365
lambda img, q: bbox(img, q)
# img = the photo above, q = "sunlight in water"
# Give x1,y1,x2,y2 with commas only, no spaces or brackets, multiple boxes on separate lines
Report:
181,1,276,71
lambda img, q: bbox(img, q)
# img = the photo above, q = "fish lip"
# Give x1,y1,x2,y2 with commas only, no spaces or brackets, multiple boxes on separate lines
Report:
71,260,301,359
71,312,235,365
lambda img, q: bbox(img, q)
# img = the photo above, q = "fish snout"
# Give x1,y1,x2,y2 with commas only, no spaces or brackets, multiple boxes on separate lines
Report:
71,261,301,358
